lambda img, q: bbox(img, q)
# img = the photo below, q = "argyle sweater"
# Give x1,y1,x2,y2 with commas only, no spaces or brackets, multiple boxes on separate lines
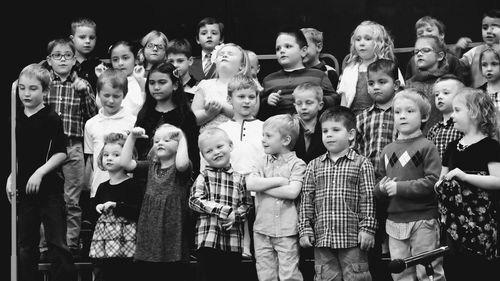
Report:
374,134,441,223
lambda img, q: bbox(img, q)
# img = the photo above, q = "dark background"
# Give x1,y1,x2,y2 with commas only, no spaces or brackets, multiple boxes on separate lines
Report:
3,0,499,279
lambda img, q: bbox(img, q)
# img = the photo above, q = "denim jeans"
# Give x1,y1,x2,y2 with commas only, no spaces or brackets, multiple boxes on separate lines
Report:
314,247,371,281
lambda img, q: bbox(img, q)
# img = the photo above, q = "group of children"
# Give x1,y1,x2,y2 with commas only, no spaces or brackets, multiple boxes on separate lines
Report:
9,8,500,281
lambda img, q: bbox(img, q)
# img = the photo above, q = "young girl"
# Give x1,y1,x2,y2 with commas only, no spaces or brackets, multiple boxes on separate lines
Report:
108,40,146,116
89,133,142,281
134,62,199,181
406,35,452,135
120,124,192,280
338,20,403,115
190,43,251,131
479,46,500,109
436,88,500,280
138,30,169,77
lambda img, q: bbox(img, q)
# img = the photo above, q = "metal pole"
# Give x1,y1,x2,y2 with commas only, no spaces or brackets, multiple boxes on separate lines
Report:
11,81,17,281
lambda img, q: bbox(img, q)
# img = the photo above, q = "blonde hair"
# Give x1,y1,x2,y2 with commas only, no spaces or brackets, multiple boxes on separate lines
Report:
301,27,323,47
293,82,324,102
393,88,432,120
454,88,497,137
263,114,300,149
149,123,182,162
198,127,232,151
214,43,251,77
347,20,395,65
18,63,51,93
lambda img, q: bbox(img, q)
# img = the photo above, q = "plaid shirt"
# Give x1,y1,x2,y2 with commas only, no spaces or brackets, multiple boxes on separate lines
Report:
189,166,251,253
426,118,463,160
355,105,396,178
45,70,97,138
298,149,377,249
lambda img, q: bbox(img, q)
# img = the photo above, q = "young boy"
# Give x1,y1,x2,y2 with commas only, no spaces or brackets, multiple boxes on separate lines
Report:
247,114,307,281
45,37,98,258
257,28,340,120
292,82,326,164
8,63,76,281
298,107,377,281
218,74,265,257
189,127,251,281
189,17,224,82
374,89,444,281
166,38,198,103
427,74,465,160
301,27,339,89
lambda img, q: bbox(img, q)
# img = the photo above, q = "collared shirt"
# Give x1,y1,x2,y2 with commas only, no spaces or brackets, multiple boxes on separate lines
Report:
189,166,251,253
45,70,97,138
355,104,396,177
426,118,463,160
252,151,306,237
298,149,377,249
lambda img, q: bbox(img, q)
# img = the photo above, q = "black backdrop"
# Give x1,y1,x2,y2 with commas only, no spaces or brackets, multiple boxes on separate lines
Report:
3,0,499,278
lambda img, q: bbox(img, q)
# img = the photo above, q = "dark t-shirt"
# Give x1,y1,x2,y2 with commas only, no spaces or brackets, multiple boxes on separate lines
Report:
443,137,500,172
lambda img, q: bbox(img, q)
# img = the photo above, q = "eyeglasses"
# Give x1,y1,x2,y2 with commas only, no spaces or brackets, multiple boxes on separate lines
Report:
413,47,434,55
146,43,165,50
49,53,74,60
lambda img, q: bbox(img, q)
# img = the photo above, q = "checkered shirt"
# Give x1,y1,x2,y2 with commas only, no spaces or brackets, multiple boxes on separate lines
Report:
426,118,463,160
189,166,251,253
298,149,377,249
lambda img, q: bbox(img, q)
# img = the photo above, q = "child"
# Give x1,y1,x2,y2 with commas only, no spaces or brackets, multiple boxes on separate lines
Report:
44,38,98,258
435,88,500,280
247,114,307,281
88,133,142,281
258,28,339,120
189,17,224,82
459,9,500,88
108,40,146,117
120,124,192,279
301,27,340,88
191,43,250,131
218,74,264,258
338,20,404,116
478,46,500,109
8,63,76,281
134,62,200,188
139,30,169,77
84,68,137,199
374,88,445,281
166,38,198,103
298,107,376,281
246,49,261,82
427,74,465,160
189,127,251,281
69,17,101,93
406,35,452,135
404,16,469,83
292,82,327,164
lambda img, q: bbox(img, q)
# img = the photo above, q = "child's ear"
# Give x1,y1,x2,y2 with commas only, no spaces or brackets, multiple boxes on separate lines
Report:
227,95,233,104
318,100,324,111
282,135,292,147
188,56,194,66
421,114,429,124
437,51,445,62
317,42,323,52
300,45,308,58
348,128,356,142
394,79,401,91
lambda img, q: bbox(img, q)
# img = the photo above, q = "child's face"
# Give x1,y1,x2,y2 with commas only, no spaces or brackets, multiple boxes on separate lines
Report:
229,88,258,119
247,52,260,78
321,119,354,155
153,128,180,160
262,125,289,155
47,44,76,77
148,71,176,102
367,70,398,106
433,80,461,114
71,25,96,57
416,23,443,40
200,135,232,168
482,16,500,46
18,74,45,110
111,44,136,76
275,34,306,70
303,37,321,67
394,97,424,137
167,53,192,78
144,37,167,65
481,51,500,82
451,96,474,134
197,24,222,52
102,143,123,172
216,45,243,74
414,38,443,71
354,26,376,61
293,89,323,122
98,83,125,116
